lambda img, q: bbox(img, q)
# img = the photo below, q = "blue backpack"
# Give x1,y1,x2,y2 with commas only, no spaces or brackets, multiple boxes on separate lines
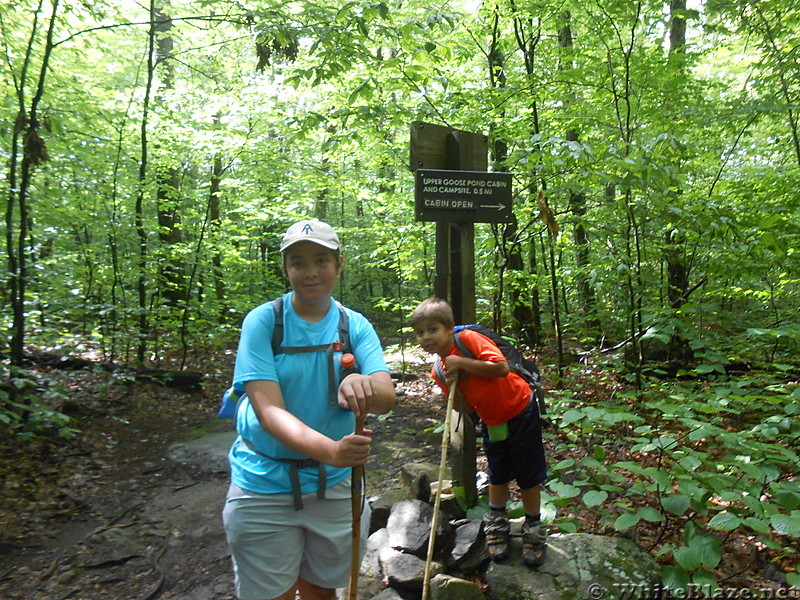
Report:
218,296,352,419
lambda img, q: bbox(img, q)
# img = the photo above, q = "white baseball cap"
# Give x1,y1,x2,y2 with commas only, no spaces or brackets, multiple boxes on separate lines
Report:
280,220,340,252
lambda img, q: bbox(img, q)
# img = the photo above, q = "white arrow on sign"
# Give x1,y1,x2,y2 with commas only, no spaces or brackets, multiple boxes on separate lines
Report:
482,203,506,210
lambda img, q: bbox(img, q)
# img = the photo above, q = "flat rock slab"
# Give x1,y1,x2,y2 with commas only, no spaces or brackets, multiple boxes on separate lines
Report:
167,431,237,474
485,532,661,600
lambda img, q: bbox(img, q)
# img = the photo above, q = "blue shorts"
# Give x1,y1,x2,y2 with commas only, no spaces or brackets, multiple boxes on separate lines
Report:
481,398,547,490
222,480,370,600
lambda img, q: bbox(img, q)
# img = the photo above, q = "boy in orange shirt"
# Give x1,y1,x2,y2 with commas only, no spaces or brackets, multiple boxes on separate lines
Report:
411,298,548,567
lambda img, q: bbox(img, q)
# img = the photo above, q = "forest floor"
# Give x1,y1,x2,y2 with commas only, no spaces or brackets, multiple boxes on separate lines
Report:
0,349,454,600
0,348,794,599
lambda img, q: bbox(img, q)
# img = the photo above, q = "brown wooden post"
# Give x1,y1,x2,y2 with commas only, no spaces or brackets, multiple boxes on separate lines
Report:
444,134,478,509
411,122,511,509
434,222,450,300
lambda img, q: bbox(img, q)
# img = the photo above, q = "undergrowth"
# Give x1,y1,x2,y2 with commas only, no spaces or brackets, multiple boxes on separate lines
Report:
546,360,800,595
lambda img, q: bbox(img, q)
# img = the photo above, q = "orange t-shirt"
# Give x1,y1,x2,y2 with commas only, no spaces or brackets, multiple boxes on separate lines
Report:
431,329,531,426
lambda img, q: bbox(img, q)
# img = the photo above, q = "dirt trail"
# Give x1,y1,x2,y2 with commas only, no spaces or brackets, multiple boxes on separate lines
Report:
0,363,442,600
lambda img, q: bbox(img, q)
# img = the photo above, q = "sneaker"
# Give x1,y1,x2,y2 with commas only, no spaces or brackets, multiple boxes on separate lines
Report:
483,511,511,562
521,520,548,567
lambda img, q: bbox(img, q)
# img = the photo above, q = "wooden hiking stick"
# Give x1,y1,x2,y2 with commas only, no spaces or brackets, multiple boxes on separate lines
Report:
347,414,366,600
421,382,458,600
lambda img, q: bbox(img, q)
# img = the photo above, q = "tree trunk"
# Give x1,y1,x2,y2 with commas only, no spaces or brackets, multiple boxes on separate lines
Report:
506,9,545,348
558,11,600,334
5,0,59,374
488,39,535,343
665,0,690,312
662,0,694,363
209,146,226,317
154,4,186,306
135,0,159,364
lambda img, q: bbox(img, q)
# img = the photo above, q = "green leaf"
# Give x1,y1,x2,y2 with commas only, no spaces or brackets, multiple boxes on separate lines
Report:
507,501,525,519
560,409,585,425
638,506,664,522
662,495,691,516
550,481,582,499
692,535,722,569
761,537,784,551
771,512,800,537
692,569,719,596
678,454,702,471
774,492,800,511
551,458,576,471
641,466,672,489
555,517,580,533
593,445,605,461
614,512,641,531
663,565,691,593
466,504,488,521
583,490,608,508
708,511,741,531
742,516,771,535
675,546,702,571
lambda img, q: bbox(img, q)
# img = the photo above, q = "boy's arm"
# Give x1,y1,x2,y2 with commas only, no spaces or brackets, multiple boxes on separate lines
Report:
443,354,510,379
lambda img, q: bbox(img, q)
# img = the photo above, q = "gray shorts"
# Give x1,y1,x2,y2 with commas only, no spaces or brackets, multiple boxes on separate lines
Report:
222,480,371,600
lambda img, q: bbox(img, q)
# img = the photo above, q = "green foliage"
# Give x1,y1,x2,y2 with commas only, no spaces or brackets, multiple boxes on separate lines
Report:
0,366,76,439
549,370,800,592
0,4,797,591
0,0,797,447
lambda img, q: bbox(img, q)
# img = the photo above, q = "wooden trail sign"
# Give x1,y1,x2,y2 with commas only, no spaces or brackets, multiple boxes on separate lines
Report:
415,169,513,223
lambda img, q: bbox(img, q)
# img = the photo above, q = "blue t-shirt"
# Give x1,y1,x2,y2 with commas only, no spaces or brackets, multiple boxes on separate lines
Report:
229,292,389,495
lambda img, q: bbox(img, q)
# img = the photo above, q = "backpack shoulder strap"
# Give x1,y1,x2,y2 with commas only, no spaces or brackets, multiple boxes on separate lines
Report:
335,301,351,353
452,329,476,360
271,296,285,354
433,359,446,385
270,296,352,405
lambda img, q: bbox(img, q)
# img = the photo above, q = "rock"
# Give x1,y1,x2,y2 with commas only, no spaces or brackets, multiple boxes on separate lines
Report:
437,494,467,521
78,526,141,569
370,488,416,533
431,573,486,600
365,588,406,600
400,462,440,489
409,470,432,502
386,499,455,559
429,479,453,496
351,576,386,600
369,462,438,533
484,532,661,600
448,519,489,572
381,546,444,591
346,529,387,599
763,564,787,584
363,529,389,579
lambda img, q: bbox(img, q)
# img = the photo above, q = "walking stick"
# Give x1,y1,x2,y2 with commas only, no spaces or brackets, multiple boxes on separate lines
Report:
421,381,458,600
347,413,365,600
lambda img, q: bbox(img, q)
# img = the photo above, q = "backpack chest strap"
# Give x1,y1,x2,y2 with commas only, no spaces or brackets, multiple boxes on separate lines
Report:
272,296,351,406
